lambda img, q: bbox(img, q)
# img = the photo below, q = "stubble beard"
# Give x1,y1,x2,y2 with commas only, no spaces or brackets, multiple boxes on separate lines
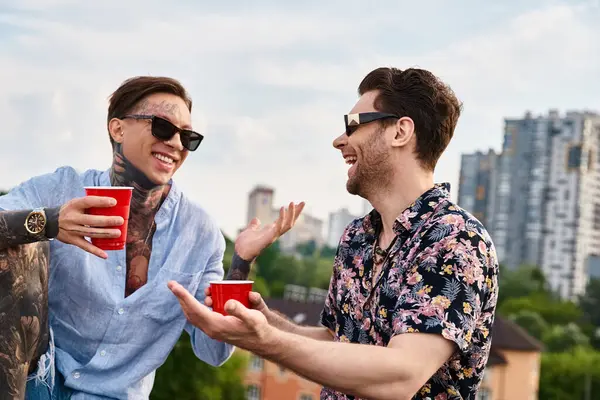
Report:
346,135,392,198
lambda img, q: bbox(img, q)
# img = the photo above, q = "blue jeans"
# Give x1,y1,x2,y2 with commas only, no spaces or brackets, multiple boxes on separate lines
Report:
25,328,72,400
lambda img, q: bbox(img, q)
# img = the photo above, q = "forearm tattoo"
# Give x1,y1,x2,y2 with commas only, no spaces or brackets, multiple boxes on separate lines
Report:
226,252,252,280
0,240,50,400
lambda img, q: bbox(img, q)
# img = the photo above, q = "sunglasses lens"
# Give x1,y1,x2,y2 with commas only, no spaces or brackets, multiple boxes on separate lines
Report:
180,131,203,151
152,117,177,141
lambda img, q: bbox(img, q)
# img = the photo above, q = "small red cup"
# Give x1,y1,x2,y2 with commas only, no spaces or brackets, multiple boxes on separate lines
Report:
84,186,133,251
209,280,254,315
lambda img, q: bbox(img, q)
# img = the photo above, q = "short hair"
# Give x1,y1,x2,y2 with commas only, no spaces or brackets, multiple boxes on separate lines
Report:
358,67,463,171
106,76,192,148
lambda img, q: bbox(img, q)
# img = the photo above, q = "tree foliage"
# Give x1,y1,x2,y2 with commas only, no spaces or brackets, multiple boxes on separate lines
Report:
151,334,247,400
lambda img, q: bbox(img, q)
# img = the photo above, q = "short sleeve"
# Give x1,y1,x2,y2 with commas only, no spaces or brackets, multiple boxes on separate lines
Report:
390,228,496,352
319,272,338,332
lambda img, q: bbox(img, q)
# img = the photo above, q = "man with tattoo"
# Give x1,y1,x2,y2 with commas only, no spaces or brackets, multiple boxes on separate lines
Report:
170,67,499,400
0,76,303,399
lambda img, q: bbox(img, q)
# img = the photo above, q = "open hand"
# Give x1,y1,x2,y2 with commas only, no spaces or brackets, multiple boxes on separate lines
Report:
204,286,269,315
57,196,124,259
169,281,273,352
235,201,305,260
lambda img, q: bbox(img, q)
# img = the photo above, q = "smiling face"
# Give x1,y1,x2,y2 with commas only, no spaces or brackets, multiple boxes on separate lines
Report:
333,91,396,198
108,92,192,185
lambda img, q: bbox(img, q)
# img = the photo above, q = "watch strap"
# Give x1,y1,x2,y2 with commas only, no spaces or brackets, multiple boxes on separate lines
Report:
44,206,60,239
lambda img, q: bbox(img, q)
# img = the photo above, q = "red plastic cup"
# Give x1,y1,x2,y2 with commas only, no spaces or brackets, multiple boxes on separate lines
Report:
84,186,133,251
209,280,254,315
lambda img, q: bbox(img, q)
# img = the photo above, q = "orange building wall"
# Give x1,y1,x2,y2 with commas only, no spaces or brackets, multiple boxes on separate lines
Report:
481,350,541,400
244,349,541,400
244,352,322,400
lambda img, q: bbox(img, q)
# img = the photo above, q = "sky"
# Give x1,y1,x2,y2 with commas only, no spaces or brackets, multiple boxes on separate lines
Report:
0,0,599,238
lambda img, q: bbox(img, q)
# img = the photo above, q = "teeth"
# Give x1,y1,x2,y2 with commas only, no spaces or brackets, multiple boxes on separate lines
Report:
153,153,174,164
344,156,357,165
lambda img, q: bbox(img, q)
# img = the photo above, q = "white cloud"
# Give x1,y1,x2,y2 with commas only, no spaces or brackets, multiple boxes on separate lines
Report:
0,1,598,239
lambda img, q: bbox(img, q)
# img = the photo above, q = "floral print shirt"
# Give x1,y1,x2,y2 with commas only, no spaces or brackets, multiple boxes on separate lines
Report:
320,183,499,400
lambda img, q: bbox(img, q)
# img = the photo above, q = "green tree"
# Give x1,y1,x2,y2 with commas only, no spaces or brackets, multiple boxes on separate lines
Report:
499,293,583,326
319,245,337,259
539,348,600,400
508,310,548,340
542,323,591,353
296,240,317,257
580,278,600,327
497,264,548,306
151,334,248,400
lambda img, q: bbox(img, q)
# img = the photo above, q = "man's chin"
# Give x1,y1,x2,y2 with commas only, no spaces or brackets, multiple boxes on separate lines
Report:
346,179,360,196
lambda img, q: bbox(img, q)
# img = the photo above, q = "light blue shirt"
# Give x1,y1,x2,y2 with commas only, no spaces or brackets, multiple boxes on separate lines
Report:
0,166,234,399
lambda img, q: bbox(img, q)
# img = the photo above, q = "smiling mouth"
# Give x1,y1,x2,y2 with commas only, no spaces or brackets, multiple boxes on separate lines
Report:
344,156,357,166
152,152,175,165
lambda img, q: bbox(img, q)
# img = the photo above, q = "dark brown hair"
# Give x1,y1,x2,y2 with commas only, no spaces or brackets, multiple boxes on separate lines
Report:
106,76,193,148
358,67,462,171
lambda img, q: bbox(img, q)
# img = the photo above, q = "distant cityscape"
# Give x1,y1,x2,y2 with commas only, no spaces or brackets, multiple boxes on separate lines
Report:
458,109,600,300
244,109,600,302
243,185,372,253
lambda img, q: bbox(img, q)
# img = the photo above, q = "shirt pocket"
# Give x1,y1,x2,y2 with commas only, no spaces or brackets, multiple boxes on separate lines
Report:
141,267,200,326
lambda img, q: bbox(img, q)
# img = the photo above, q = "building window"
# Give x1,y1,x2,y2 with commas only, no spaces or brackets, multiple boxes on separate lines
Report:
476,388,492,400
247,385,261,400
476,185,486,200
566,144,582,170
249,355,264,371
299,395,313,400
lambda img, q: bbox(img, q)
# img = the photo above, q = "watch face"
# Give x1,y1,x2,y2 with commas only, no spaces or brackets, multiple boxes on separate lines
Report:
26,212,46,235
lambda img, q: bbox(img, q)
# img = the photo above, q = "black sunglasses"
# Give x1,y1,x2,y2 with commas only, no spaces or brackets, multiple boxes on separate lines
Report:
120,114,204,151
344,112,399,136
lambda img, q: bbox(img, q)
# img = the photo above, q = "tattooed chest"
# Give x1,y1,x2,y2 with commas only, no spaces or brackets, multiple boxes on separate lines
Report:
124,234,155,297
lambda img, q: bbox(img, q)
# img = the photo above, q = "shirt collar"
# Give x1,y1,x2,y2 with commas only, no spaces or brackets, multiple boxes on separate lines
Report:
363,183,451,235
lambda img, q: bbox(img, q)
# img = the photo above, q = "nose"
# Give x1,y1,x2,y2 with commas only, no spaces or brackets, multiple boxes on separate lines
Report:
164,132,185,152
333,131,348,150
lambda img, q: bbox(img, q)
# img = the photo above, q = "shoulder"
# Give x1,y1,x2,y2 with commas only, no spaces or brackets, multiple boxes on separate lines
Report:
0,166,84,209
418,200,498,269
177,193,226,251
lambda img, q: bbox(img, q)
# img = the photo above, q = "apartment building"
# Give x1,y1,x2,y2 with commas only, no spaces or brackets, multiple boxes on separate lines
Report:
246,185,324,253
457,149,499,230
459,110,600,299
326,207,357,248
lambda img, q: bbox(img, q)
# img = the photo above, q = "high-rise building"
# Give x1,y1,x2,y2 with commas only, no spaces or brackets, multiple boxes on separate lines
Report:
539,112,600,298
457,149,499,230
247,185,275,226
492,112,552,270
473,110,600,299
245,185,324,253
327,208,358,248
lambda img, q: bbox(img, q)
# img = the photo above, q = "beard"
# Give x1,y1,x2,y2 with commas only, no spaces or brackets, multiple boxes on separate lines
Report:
346,133,393,197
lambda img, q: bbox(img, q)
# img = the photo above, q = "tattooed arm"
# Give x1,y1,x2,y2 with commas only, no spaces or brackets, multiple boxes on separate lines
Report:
225,252,252,280
0,208,57,399
0,207,60,250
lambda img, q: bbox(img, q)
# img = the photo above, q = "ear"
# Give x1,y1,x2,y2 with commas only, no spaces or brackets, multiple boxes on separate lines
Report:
391,117,415,148
108,118,125,144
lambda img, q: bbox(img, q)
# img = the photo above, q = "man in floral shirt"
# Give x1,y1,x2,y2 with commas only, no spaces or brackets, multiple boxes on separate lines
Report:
170,67,499,400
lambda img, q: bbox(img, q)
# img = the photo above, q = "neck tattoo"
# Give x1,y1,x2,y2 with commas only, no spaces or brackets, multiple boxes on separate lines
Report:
110,144,168,296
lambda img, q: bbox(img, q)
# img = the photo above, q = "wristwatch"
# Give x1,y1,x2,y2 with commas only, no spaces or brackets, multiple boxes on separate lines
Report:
24,207,60,239
24,208,47,236
24,207,59,239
